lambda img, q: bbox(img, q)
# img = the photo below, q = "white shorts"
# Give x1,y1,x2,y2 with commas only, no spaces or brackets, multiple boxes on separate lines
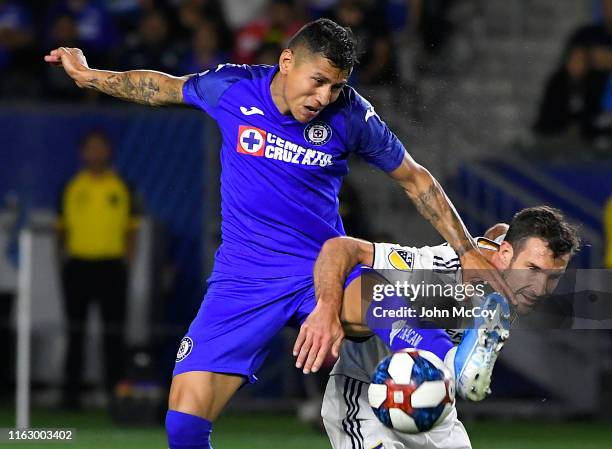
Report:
322,375,472,449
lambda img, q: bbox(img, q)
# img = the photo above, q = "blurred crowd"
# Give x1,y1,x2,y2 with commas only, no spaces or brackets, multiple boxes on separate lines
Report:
0,0,458,102
533,0,612,150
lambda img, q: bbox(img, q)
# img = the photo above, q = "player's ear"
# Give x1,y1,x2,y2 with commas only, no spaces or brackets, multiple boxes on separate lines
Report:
497,241,514,268
278,48,294,75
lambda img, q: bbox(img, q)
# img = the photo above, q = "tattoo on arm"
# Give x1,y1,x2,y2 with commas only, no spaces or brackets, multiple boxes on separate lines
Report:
413,181,474,257
414,183,442,223
84,71,183,106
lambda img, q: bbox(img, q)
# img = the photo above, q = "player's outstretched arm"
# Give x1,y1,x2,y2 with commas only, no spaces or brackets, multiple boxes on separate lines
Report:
44,47,188,106
389,154,516,305
314,237,374,332
293,237,372,373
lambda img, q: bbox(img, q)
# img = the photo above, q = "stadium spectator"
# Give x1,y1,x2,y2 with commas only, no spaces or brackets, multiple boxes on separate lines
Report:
174,0,233,53
105,0,164,35
120,10,181,74
532,37,608,143
306,0,339,20
329,0,399,85
533,0,612,144
383,0,422,36
58,130,139,409
46,0,118,65
234,0,304,64
44,14,94,101
0,0,35,98
253,42,283,65
418,0,453,55
178,20,228,73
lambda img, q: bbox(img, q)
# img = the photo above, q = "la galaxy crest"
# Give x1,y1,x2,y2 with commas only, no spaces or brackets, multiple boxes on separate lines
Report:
388,248,414,271
304,121,332,146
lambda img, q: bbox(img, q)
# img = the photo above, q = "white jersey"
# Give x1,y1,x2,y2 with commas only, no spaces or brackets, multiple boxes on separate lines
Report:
331,241,464,382
322,240,501,449
331,237,497,382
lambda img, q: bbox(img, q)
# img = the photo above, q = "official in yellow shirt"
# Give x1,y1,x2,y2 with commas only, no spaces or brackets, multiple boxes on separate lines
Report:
58,130,139,409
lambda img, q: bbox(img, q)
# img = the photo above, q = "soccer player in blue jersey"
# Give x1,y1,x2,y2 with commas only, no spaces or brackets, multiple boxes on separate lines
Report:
46,19,515,449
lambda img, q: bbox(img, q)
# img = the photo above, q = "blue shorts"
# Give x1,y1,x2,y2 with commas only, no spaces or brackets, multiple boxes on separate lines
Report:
172,265,366,383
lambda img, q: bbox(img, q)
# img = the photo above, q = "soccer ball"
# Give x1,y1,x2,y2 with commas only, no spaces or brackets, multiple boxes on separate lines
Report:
367,348,455,433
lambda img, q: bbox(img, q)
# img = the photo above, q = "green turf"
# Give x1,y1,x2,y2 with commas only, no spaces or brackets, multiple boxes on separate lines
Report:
464,420,612,449
1,407,611,448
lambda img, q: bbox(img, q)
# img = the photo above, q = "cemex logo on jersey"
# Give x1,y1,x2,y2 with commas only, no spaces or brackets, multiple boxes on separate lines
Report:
236,125,334,167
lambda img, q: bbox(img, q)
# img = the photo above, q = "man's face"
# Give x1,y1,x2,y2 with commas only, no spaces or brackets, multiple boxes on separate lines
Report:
604,0,612,27
81,135,111,172
499,237,571,315
279,49,349,123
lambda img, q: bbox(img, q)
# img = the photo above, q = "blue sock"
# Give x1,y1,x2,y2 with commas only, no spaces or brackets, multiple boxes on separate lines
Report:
166,410,213,449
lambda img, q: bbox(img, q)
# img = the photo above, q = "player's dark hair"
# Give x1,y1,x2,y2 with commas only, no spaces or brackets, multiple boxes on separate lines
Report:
505,206,580,258
288,18,358,72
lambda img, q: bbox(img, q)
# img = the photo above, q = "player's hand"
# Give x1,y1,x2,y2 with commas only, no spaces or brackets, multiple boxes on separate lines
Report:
459,248,517,306
44,47,90,87
293,302,344,374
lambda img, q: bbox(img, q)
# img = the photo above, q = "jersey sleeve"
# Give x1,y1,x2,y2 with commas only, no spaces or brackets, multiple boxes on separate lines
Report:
373,242,461,271
373,242,420,270
182,63,251,118
372,242,463,293
346,89,406,172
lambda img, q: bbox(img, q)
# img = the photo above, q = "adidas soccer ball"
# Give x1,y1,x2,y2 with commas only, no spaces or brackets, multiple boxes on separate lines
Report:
368,349,455,433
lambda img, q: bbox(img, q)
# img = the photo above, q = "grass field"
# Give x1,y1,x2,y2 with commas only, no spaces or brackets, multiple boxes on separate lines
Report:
1,407,611,448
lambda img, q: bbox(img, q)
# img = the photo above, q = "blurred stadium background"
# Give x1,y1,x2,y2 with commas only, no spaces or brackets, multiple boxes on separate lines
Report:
1,0,612,447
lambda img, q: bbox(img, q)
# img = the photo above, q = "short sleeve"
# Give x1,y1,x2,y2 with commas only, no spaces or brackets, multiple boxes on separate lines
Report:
373,242,420,271
373,242,461,274
182,63,251,118
347,89,406,172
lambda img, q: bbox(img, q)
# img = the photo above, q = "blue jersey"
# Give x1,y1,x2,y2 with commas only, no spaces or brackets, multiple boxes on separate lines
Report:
183,64,405,278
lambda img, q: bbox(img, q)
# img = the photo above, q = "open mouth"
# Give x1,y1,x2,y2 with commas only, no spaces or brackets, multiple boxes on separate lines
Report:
304,105,319,115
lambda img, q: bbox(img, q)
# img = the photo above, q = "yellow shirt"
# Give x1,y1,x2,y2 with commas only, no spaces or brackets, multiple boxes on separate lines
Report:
605,196,612,268
60,170,138,260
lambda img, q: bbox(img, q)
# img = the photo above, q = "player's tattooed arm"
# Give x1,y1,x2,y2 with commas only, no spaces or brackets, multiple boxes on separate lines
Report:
389,154,516,303
413,183,474,257
81,71,188,106
44,47,189,106
390,155,476,256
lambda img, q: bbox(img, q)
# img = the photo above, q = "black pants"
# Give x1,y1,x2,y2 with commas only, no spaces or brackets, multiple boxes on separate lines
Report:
0,292,14,396
62,258,127,401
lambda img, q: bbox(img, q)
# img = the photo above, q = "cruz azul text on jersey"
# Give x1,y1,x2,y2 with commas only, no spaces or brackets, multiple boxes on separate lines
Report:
237,125,333,167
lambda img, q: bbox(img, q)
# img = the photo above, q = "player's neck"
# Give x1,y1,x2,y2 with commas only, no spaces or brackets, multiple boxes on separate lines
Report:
84,167,111,178
269,72,291,115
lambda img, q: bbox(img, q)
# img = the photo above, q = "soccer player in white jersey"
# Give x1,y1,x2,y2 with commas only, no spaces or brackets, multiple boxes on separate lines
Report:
316,206,580,449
